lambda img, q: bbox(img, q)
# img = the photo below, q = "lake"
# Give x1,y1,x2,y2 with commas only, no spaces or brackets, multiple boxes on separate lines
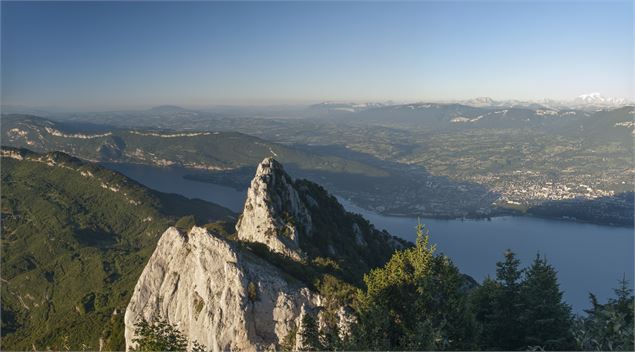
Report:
105,163,634,313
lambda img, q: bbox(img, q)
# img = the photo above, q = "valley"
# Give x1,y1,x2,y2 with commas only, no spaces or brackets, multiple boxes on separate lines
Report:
101,161,635,313
3,102,633,226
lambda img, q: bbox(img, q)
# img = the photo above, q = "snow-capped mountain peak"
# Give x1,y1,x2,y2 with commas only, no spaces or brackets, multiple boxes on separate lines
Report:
577,92,602,100
574,93,628,107
463,97,496,107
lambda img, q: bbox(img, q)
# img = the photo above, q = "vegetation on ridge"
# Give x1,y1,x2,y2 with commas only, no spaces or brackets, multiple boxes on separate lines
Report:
0,148,233,350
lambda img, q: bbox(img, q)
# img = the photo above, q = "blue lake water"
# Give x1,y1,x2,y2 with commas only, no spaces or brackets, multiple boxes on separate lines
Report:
338,198,634,313
105,163,634,313
103,163,247,212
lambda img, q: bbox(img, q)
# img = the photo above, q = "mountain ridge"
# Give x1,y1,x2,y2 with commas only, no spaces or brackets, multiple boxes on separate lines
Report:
124,157,409,350
1,114,387,176
0,147,234,350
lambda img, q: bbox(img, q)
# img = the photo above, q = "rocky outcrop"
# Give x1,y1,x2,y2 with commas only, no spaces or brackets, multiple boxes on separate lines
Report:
125,157,406,351
124,226,321,351
235,157,312,260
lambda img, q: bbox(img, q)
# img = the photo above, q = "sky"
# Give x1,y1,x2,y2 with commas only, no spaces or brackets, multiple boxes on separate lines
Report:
1,1,633,110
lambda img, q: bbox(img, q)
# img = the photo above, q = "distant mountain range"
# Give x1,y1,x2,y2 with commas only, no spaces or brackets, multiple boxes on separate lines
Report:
307,102,634,140
309,93,632,114
573,92,629,107
3,93,630,118
146,105,196,114
2,105,632,224
462,93,630,110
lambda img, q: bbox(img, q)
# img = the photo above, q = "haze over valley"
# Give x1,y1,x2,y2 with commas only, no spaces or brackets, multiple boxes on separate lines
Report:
3,96,633,225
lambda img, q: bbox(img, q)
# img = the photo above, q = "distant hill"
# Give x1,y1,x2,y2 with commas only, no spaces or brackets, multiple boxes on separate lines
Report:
147,105,192,113
342,102,593,130
576,106,634,145
4,108,631,223
0,147,233,350
1,114,387,177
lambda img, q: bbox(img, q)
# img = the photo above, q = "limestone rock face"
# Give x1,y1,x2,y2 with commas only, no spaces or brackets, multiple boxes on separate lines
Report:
235,157,312,260
124,226,320,352
124,157,405,351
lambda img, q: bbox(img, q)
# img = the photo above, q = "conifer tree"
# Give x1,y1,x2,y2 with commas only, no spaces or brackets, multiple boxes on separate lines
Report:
519,254,574,350
352,223,476,350
471,276,499,348
298,312,323,351
492,249,525,350
574,276,634,351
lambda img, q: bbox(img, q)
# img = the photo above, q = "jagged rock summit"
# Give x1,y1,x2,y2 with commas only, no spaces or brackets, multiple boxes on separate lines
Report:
236,157,312,260
236,157,405,267
125,157,407,351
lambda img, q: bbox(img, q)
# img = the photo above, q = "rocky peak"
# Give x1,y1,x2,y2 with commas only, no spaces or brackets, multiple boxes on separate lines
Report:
236,157,312,260
125,158,407,351
124,226,322,351
123,226,359,352
236,157,407,280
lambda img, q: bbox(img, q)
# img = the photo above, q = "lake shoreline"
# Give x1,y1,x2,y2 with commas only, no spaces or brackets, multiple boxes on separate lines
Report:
177,163,633,228
100,161,634,313
100,160,633,228
366,209,634,229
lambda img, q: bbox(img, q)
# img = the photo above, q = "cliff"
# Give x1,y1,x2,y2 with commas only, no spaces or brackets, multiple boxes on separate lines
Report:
124,226,322,351
125,158,406,350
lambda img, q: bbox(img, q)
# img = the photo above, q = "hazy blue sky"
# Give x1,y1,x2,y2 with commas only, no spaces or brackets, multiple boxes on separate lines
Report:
1,1,633,109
